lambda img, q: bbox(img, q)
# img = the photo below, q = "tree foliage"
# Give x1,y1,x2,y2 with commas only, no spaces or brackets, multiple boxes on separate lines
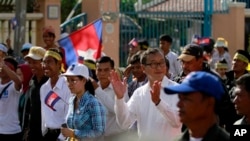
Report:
61,0,82,23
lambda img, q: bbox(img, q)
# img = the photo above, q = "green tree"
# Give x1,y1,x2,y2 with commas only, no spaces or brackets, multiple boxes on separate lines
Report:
61,0,82,23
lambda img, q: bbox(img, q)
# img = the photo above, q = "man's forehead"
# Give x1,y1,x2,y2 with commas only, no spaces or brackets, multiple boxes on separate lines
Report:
146,53,164,59
27,58,41,62
96,62,112,68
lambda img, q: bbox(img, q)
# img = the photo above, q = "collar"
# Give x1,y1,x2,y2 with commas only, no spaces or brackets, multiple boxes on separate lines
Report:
97,81,113,90
47,76,65,89
240,116,249,125
180,124,229,141
161,76,176,87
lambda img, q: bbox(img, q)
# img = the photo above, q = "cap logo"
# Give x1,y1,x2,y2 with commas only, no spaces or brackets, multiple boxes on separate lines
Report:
70,64,76,71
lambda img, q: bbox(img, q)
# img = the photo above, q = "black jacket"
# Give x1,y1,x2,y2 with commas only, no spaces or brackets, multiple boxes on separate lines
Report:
176,124,229,141
174,62,237,132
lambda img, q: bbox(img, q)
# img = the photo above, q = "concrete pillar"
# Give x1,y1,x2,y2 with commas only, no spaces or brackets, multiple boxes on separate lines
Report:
82,0,120,67
212,2,246,57
36,0,61,46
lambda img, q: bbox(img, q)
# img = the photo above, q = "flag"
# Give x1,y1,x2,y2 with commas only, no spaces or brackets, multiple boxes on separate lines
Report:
44,91,61,111
128,38,138,47
198,37,210,45
58,19,102,67
10,17,17,30
191,34,200,44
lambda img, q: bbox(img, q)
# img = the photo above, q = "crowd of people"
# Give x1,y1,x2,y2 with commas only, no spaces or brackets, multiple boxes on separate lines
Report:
0,26,250,141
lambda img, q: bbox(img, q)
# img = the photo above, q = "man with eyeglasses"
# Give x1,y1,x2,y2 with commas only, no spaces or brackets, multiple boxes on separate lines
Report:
110,48,182,141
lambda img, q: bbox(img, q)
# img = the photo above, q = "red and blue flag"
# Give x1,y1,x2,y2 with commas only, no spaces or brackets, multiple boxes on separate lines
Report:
44,91,61,111
58,19,102,67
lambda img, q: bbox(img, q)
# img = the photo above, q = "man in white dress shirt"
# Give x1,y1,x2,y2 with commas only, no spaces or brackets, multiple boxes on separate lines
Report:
110,48,182,141
40,48,71,141
94,56,128,141
159,34,182,77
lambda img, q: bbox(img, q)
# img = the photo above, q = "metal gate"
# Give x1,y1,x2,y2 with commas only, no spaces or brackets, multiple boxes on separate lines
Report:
119,0,229,67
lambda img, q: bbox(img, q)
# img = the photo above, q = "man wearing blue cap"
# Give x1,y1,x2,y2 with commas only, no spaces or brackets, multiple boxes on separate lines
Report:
164,71,229,141
175,44,235,132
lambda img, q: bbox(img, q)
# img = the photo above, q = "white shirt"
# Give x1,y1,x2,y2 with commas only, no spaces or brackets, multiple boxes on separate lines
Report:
219,52,232,71
40,76,71,135
95,83,128,136
114,76,182,141
165,51,182,77
190,137,203,141
0,81,21,134
210,50,232,70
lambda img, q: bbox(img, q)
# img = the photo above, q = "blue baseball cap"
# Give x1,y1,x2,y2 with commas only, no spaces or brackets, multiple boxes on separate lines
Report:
21,43,32,52
0,44,8,53
164,71,224,100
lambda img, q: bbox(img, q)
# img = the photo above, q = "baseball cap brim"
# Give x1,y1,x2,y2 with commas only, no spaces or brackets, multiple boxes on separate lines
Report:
24,54,43,60
178,54,195,62
164,84,197,95
62,72,78,76
62,69,89,80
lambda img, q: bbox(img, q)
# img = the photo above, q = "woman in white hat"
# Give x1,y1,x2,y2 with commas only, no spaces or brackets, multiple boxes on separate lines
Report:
61,63,106,141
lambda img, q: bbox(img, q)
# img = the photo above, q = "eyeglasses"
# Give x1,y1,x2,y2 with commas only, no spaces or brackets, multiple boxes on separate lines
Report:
145,61,166,69
66,79,81,84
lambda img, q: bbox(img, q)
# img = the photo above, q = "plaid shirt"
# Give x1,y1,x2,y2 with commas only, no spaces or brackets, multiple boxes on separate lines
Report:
67,91,106,139
128,78,148,98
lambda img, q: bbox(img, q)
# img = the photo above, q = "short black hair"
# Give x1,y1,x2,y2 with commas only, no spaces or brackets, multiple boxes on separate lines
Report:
130,53,141,64
96,56,115,69
218,59,228,64
159,34,172,43
138,40,149,50
4,56,18,71
236,73,250,93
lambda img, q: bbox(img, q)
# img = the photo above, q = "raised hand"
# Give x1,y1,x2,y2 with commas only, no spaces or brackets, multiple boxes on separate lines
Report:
110,70,127,99
150,81,161,105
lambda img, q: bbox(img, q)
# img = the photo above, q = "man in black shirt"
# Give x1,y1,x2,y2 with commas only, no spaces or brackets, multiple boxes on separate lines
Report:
24,46,49,141
174,44,236,132
164,71,229,141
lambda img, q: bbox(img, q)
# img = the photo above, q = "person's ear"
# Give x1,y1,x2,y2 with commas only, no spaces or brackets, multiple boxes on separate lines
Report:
141,64,146,73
